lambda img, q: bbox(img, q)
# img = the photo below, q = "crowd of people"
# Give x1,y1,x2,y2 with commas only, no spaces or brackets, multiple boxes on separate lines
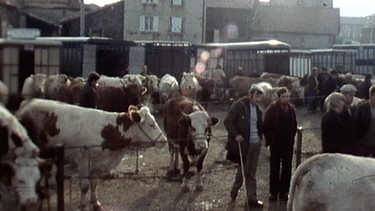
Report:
224,67,375,210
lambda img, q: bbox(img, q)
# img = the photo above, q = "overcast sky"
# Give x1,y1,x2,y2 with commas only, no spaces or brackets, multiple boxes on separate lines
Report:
84,0,375,17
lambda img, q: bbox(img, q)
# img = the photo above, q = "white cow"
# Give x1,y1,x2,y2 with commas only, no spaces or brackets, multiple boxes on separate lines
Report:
0,80,9,105
21,74,47,99
16,99,167,210
123,74,146,86
0,157,43,211
288,153,375,211
180,72,201,100
97,75,128,86
44,74,71,102
0,105,39,161
159,74,180,104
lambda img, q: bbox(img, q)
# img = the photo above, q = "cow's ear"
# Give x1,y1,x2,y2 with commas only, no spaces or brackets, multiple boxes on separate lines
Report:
209,117,220,126
129,111,141,123
178,116,191,127
128,105,138,113
0,163,14,186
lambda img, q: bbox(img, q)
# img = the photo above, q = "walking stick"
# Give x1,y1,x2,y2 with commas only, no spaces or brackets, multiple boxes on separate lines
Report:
238,141,249,211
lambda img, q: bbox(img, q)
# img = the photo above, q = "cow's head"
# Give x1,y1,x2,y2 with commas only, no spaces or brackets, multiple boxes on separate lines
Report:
126,105,167,148
179,108,220,152
0,157,43,210
31,74,47,98
144,75,159,93
1,107,40,160
180,72,199,90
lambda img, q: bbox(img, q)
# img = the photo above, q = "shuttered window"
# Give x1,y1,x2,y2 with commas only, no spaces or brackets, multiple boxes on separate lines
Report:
171,17,182,33
140,16,159,32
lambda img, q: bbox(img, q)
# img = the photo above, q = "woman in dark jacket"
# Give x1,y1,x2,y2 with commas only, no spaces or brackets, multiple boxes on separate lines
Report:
321,92,352,153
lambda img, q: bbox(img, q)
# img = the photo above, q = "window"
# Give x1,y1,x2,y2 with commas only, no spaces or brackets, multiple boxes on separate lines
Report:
171,17,182,33
140,16,159,32
142,0,158,4
172,0,182,6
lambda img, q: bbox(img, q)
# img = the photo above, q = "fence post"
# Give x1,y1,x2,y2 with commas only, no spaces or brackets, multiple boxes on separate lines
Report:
56,144,65,211
295,126,303,168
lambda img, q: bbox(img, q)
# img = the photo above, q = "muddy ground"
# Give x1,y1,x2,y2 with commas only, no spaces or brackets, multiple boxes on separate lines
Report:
43,102,323,211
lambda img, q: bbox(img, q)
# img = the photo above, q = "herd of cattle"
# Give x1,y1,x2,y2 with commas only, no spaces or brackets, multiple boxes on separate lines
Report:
0,71,371,211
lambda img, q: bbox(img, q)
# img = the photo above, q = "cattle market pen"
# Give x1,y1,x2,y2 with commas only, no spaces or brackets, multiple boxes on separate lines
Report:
192,39,291,77
47,102,317,211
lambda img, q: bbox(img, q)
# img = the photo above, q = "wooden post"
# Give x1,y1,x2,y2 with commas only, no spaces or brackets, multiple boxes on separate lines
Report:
295,126,303,168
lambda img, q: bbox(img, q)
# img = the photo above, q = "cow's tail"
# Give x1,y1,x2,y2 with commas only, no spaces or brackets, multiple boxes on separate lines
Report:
287,155,323,211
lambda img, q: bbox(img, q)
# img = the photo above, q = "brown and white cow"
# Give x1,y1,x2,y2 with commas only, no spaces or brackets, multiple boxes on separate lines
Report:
0,157,44,211
21,74,47,100
96,84,147,112
163,96,219,192
288,153,375,211
0,105,39,161
16,99,167,210
227,76,264,99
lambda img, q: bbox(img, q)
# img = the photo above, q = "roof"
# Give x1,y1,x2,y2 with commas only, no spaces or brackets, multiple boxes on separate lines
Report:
197,39,291,50
0,38,61,46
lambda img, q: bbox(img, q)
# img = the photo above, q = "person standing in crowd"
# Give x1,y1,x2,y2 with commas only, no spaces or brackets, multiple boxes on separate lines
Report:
79,72,100,108
321,92,353,153
140,64,150,76
306,67,319,113
224,84,265,209
354,85,375,157
212,64,226,99
317,67,329,111
236,66,245,76
340,84,361,112
321,69,340,112
357,74,372,100
263,87,297,202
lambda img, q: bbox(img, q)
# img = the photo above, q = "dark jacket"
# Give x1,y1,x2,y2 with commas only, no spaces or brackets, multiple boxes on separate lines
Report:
321,109,354,154
79,83,97,108
224,97,263,163
263,101,297,146
354,102,371,143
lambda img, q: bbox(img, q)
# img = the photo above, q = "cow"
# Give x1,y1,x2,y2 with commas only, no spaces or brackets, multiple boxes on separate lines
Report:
142,74,160,106
226,76,264,100
196,76,216,105
96,84,147,112
0,157,43,211
44,74,71,102
163,96,219,192
287,153,375,211
0,105,39,161
123,74,146,86
21,74,47,99
159,74,180,104
97,75,128,87
0,80,9,106
180,72,201,100
16,99,167,210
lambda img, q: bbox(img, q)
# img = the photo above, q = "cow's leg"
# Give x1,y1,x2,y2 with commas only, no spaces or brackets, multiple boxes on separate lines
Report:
180,152,190,192
90,178,102,211
167,142,180,177
78,178,90,210
195,154,207,191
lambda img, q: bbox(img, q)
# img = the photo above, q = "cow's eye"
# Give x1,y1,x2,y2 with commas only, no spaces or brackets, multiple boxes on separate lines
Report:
191,127,196,132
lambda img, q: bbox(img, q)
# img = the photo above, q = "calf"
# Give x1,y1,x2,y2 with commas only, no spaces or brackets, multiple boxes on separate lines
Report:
163,96,219,192
16,99,167,210
288,153,375,211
